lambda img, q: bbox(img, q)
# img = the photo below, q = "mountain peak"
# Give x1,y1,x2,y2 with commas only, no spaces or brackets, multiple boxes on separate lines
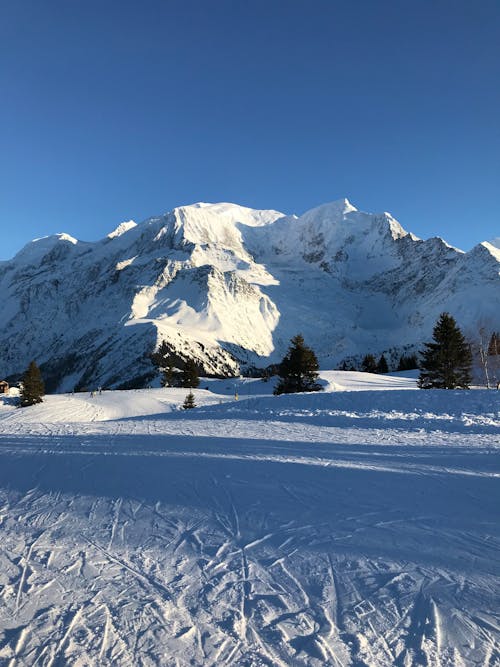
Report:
300,198,358,221
12,232,78,265
108,220,137,239
33,232,78,245
173,202,285,227
480,240,500,262
1,197,499,391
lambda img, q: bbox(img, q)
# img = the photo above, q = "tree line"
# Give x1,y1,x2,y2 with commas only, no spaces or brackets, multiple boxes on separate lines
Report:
150,341,200,389
272,312,481,393
12,312,500,407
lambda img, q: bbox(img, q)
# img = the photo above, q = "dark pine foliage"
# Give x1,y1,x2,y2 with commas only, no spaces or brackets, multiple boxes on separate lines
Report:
151,341,178,387
397,354,419,371
274,334,322,395
376,354,388,374
361,354,377,373
418,312,472,389
488,332,500,356
150,340,171,368
160,364,175,388
182,391,196,409
20,360,45,407
181,358,200,388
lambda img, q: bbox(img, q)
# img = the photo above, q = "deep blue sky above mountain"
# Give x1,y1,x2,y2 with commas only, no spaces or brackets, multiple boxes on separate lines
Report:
1,0,499,260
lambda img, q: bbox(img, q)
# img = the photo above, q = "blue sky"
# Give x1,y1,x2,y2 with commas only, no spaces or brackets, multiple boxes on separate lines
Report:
1,0,499,260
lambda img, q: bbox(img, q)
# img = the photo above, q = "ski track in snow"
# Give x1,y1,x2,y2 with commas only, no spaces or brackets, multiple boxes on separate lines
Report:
0,383,499,665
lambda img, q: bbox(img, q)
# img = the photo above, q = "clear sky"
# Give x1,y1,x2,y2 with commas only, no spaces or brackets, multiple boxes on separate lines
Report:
1,0,499,260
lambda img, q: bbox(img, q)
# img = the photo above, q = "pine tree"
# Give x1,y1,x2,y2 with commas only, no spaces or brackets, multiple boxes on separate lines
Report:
150,340,170,368
160,363,175,388
488,332,500,356
376,354,388,374
418,312,472,389
361,354,377,373
397,354,418,371
151,341,172,385
182,391,196,409
19,360,45,407
151,341,179,387
274,334,322,395
181,358,200,388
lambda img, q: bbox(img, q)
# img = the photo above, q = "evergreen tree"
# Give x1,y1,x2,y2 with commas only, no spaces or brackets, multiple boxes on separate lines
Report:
418,312,472,389
181,358,200,388
261,368,271,383
150,340,170,369
274,334,322,395
376,354,388,374
160,363,175,388
19,360,45,407
488,332,500,356
397,354,419,371
182,391,196,409
361,354,377,373
151,341,179,387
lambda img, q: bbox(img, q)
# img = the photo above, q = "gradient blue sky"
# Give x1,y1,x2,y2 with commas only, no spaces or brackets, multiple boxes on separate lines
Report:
1,0,499,260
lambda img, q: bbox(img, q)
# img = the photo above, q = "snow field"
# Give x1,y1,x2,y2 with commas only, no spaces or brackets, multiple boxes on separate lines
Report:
0,373,498,665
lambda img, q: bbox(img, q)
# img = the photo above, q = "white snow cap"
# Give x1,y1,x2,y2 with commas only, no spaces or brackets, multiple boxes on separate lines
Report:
175,202,285,227
481,240,500,261
108,220,137,239
11,233,78,265
32,232,78,245
300,198,358,220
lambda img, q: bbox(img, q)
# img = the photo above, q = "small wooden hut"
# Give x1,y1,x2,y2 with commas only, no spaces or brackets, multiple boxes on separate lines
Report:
0,380,9,395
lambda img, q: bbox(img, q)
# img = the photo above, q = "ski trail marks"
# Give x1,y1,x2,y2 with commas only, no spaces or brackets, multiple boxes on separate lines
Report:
107,497,123,550
15,540,37,613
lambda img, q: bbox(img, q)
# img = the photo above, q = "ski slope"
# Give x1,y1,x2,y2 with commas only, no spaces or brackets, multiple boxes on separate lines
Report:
0,372,499,666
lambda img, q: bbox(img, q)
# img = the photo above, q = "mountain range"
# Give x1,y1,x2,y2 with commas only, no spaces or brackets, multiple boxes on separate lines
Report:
1,199,499,391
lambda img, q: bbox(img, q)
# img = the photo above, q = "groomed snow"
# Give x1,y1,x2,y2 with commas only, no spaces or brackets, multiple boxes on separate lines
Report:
0,372,498,665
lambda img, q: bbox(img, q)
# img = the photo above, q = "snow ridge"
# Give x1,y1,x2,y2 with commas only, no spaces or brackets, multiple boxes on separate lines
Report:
108,220,137,239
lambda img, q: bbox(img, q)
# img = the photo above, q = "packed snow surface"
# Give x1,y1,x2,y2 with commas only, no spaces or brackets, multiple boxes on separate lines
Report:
0,372,498,666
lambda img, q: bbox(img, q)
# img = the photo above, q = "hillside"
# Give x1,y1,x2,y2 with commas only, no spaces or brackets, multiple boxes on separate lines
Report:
1,200,499,390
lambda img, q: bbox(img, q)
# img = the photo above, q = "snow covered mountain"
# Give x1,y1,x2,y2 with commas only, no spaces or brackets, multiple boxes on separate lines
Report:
1,199,499,390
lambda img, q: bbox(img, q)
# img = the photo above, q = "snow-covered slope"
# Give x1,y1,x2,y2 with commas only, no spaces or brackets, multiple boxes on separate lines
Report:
0,382,498,665
1,200,499,390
